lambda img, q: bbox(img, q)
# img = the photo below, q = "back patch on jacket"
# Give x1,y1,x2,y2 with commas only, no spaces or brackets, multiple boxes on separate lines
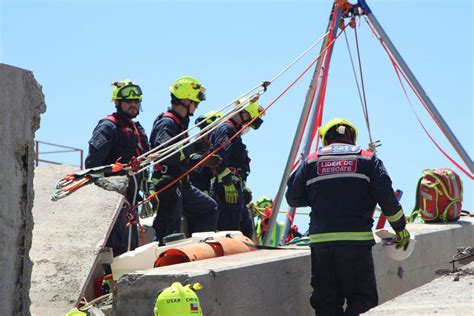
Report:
317,158,357,175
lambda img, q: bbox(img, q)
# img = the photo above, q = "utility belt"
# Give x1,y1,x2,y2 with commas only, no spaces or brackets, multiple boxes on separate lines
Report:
150,164,190,189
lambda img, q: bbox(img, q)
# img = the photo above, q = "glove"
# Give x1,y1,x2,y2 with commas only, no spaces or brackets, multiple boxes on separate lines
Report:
223,183,238,204
217,168,238,204
201,154,222,168
394,229,410,251
243,186,253,204
248,202,259,217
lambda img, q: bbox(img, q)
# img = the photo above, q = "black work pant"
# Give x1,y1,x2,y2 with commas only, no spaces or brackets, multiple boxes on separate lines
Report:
310,245,378,316
106,204,138,257
212,179,244,231
105,176,141,258
153,181,218,242
239,206,255,239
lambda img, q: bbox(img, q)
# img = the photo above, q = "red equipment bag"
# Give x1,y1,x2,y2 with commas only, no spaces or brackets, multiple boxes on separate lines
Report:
409,168,463,223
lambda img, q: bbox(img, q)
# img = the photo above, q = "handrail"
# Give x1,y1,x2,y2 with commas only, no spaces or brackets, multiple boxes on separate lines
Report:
34,140,84,169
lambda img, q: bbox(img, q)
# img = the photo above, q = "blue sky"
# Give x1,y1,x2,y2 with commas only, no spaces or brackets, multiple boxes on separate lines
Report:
2,0,472,232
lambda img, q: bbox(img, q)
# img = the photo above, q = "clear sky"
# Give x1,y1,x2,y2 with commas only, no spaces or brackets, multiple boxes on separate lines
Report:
2,0,472,232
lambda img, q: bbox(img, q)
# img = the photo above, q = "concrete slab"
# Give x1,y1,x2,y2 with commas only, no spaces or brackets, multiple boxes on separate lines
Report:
0,64,45,316
30,165,124,315
114,217,473,315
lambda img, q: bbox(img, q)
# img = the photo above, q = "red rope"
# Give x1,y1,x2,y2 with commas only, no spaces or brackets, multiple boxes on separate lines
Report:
134,23,347,210
364,18,473,180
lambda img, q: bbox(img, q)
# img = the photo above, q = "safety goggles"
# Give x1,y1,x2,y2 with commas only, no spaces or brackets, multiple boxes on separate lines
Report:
191,83,206,102
118,85,143,99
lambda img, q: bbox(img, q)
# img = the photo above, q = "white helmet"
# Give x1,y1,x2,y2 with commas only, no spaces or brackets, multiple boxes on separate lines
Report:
376,230,416,261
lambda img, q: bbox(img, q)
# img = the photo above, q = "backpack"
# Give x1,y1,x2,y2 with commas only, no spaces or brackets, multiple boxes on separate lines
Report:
408,168,463,223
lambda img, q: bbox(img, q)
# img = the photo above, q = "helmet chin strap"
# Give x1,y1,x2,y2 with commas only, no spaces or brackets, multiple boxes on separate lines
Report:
179,100,194,117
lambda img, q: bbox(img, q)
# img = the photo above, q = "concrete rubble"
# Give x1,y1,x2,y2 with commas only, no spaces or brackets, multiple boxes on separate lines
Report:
0,64,46,316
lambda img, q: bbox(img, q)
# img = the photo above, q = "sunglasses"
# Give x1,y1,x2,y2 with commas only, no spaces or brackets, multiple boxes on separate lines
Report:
118,85,143,99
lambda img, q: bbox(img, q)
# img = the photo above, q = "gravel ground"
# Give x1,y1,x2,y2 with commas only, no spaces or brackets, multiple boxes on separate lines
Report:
365,261,474,315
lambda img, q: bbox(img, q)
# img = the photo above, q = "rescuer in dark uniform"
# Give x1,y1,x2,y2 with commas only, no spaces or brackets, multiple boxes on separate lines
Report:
149,76,220,243
209,97,264,238
189,111,224,194
85,80,149,257
286,118,411,316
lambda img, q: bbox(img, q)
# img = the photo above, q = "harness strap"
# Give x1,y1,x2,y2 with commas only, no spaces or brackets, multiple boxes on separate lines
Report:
105,113,146,156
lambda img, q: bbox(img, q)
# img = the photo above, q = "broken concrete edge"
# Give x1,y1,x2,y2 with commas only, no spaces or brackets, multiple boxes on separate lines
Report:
0,63,46,316
77,195,126,306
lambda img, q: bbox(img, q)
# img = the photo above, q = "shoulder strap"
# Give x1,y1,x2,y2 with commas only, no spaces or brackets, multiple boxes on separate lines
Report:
407,176,423,223
162,111,181,126
105,113,125,127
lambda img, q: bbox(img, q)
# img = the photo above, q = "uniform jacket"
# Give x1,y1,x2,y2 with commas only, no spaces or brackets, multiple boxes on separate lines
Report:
208,120,251,179
286,143,406,246
149,109,195,178
85,112,149,168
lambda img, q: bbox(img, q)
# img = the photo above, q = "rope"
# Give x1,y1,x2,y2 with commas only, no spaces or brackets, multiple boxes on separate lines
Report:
134,26,346,210
269,31,330,83
343,23,374,147
135,31,332,171
364,17,473,179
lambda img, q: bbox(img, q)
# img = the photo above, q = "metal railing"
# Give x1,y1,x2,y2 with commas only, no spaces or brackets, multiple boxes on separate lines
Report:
34,140,84,170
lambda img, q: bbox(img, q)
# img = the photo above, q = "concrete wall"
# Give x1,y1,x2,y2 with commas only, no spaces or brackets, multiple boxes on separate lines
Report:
0,64,46,315
114,218,473,316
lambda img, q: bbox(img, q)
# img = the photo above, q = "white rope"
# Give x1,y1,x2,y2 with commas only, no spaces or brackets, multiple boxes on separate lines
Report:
343,27,375,147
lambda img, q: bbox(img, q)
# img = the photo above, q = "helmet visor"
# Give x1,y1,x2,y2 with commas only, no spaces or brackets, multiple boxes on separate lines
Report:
197,90,206,102
118,85,143,99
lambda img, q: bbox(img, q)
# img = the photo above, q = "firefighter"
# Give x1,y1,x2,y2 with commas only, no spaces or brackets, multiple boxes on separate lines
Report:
253,197,284,246
286,118,410,315
85,80,149,257
209,97,264,238
149,76,220,243
189,111,224,194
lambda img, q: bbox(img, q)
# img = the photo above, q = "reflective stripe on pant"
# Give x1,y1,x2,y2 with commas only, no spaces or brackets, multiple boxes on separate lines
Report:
310,245,378,316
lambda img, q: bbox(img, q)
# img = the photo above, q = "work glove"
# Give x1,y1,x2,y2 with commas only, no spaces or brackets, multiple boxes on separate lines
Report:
248,202,259,217
218,168,238,204
243,186,253,204
223,182,238,204
394,228,410,251
201,154,222,168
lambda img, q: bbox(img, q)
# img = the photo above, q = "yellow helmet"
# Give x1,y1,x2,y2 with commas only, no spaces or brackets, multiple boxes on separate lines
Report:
318,118,358,146
256,196,273,209
169,77,206,103
236,97,264,129
154,282,203,316
195,111,224,128
65,308,87,316
111,79,143,101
